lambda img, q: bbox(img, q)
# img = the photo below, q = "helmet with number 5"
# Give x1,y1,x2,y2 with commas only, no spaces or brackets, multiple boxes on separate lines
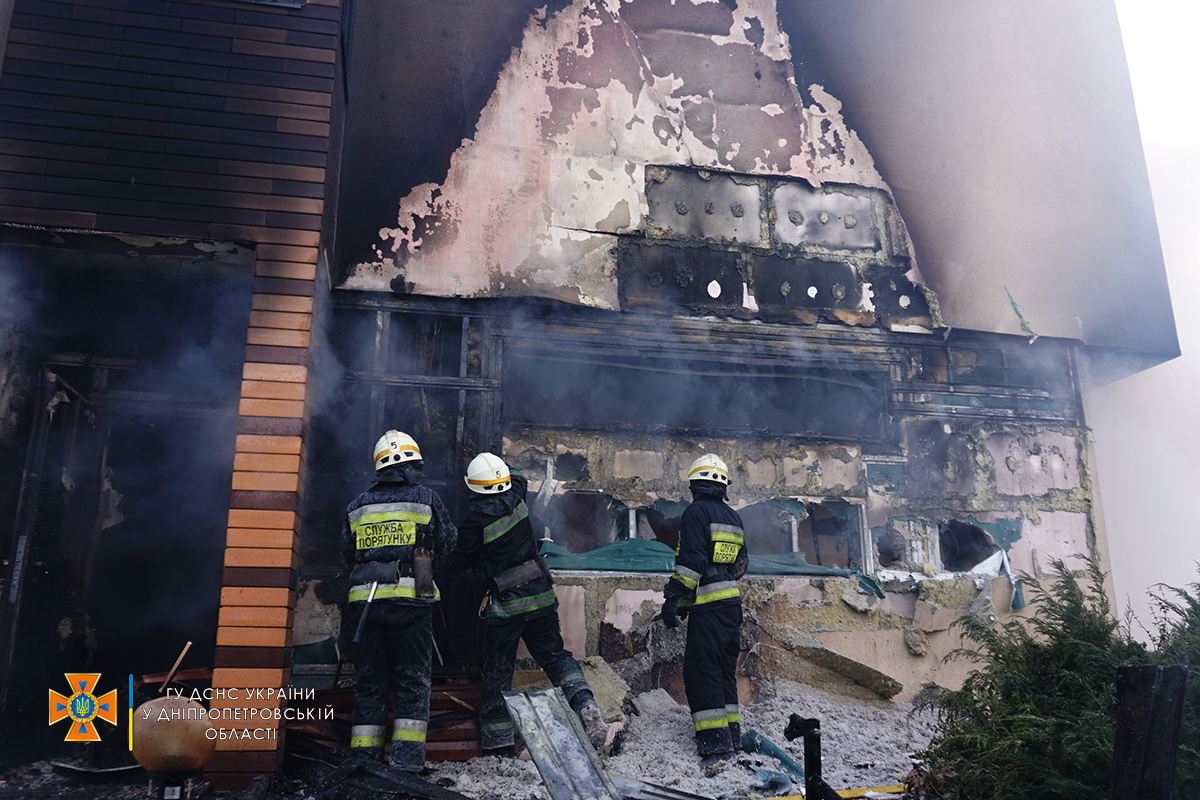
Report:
373,430,422,471
465,452,512,494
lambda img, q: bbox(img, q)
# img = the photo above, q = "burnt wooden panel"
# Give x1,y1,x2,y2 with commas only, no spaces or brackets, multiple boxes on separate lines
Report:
0,0,338,247
1110,665,1188,800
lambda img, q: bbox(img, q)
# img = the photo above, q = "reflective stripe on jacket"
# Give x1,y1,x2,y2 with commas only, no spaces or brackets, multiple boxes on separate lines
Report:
669,497,747,610
340,471,456,608
443,473,556,624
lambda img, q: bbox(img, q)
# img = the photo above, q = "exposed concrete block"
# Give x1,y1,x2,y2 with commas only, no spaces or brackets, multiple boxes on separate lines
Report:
740,643,886,701
880,590,917,618
783,454,816,489
793,642,903,699
841,585,881,613
518,584,586,660
632,688,679,717
580,656,631,723
782,447,863,494
777,578,823,605
913,600,958,633
604,589,661,633
613,450,665,480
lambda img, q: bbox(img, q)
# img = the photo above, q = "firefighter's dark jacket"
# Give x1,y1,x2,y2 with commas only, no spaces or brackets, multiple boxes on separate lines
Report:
444,472,556,623
665,483,748,610
340,463,457,607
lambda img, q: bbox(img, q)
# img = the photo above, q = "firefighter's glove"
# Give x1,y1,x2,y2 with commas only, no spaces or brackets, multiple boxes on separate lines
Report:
661,597,681,628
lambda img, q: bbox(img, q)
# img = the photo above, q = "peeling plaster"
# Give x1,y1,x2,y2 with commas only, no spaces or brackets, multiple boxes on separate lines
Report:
345,0,898,309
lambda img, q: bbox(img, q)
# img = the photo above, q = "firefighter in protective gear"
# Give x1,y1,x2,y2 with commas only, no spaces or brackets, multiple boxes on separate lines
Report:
445,453,609,756
340,430,457,772
662,453,748,764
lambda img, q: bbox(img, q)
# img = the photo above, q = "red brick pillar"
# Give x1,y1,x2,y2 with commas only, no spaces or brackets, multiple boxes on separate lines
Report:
205,248,315,789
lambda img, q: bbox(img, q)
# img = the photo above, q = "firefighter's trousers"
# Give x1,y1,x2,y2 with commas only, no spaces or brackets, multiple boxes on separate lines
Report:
349,604,433,772
683,604,742,756
478,609,594,750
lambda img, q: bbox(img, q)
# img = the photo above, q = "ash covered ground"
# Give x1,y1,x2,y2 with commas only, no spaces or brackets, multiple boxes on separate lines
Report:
1,680,935,800
426,680,935,800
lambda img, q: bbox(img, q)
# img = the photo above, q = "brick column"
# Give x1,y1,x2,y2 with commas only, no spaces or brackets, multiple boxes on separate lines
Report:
206,248,315,789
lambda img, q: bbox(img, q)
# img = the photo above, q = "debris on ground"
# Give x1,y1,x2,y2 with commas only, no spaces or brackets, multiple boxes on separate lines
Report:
1,678,936,800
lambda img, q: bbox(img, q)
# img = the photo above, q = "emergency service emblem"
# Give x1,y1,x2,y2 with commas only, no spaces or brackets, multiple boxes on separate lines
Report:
48,673,118,742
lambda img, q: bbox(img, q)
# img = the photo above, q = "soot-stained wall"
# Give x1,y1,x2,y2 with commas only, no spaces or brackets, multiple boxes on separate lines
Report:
333,0,1177,377
337,0,915,314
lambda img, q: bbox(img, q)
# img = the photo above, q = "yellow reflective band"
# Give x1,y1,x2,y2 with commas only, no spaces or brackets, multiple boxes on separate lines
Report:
693,716,730,732
710,530,743,544
375,445,420,465
671,572,699,590
349,583,440,602
483,501,529,544
726,712,740,723
688,465,728,480
352,510,432,530
468,475,509,486
679,586,740,607
392,729,427,742
351,735,385,748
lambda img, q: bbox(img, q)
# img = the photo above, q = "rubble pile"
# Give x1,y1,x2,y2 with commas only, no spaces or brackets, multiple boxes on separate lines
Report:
2,678,936,800
428,680,936,800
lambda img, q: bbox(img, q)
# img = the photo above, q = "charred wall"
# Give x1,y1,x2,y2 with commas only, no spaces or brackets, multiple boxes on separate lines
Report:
297,289,1101,701
0,0,343,783
0,229,253,759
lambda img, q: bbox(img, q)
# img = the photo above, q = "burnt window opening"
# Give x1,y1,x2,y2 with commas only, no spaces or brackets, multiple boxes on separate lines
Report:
637,503,683,551
332,307,467,377
542,491,623,554
553,452,589,482
635,497,862,569
305,305,490,574
801,503,861,569
503,348,890,442
940,519,1001,573
875,527,907,569
738,501,796,556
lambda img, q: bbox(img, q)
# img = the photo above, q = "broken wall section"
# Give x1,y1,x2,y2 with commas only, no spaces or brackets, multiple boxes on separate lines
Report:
342,0,934,330
870,420,1096,581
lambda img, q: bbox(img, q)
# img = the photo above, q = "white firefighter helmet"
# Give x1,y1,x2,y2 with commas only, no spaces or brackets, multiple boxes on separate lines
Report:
465,452,512,494
373,430,422,471
687,453,730,486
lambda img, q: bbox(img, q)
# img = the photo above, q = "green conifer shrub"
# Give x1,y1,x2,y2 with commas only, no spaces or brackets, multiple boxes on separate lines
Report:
910,558,1149,799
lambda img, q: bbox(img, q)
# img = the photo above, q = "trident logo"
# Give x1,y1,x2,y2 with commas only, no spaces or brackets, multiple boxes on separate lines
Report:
48,673,118,742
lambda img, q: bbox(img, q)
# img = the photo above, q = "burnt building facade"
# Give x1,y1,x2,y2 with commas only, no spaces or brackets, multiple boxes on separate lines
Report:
0,0,1177,788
